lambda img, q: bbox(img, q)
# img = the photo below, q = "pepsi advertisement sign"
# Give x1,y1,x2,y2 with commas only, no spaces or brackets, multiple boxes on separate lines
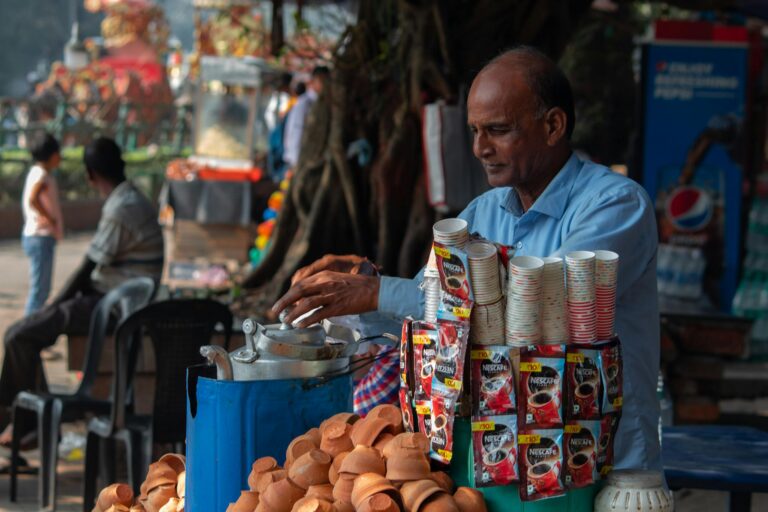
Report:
641,41,748,311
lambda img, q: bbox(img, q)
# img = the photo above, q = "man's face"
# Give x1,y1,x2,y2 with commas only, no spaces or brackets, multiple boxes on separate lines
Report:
467,67,551,189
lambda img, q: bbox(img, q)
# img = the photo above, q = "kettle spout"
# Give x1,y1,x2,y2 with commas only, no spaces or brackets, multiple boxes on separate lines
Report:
200,345,234,381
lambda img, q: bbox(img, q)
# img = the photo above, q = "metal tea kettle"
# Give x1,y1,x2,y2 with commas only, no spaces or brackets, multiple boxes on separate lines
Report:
200,310,397,381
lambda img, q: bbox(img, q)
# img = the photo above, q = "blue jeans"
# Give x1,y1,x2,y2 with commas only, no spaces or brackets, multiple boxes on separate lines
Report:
22,235,56,316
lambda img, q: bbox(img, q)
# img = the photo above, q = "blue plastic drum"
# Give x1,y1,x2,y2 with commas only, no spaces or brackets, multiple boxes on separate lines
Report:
186,365,352,512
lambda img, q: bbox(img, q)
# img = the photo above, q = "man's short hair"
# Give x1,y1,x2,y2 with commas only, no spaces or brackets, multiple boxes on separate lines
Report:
29,132,60,163
488,46,576,139
84,137,126,184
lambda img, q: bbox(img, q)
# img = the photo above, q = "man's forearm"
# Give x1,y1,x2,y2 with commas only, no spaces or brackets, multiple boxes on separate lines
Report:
51,256,96,304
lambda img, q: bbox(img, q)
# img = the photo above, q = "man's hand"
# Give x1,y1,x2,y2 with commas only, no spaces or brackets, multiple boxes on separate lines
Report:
273,271,380,328
291,254,374,285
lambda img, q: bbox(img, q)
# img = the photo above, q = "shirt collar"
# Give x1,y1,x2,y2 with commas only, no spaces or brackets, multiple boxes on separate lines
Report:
502,152,582,219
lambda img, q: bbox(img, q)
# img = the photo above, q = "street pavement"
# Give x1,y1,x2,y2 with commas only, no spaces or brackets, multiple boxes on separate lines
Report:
0,233,765,511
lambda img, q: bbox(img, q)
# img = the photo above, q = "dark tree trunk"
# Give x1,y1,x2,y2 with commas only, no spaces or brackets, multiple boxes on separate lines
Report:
271,0,285,57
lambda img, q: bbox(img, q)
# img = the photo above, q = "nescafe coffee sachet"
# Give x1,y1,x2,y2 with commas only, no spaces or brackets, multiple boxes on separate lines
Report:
412,321,438,401
519,354,565,428
519,429,566,501
564,421,600,488
471,346,516,416
566,348,601,420
472,415,519,486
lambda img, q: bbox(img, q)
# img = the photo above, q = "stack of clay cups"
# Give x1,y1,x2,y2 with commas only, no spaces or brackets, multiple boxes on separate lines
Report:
467,241,505,345
541,257,568,343
505,256,544,346
566,251,597,344
594,250,619,339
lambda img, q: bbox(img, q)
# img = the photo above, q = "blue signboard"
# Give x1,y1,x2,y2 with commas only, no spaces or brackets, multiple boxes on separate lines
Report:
641,41,748,311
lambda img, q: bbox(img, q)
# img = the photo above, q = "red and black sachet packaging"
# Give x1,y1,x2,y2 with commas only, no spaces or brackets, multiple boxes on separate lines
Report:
519,350,565,428
597,412,621,476
564,421,600,488
598,338,623,414
412,321,438,401
429,395,455,464
519,429,566,501
399,319,416,432
433,242,474,323
399,388,415,433
471,346,516,417
416,400,432,437
566,348,601,420
472,415,519,486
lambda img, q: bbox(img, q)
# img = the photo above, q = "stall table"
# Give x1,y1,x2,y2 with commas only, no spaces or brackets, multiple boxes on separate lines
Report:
663,425,768,512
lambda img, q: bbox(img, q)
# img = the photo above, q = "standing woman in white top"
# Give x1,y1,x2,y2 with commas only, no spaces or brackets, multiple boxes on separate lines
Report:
21,132,63,315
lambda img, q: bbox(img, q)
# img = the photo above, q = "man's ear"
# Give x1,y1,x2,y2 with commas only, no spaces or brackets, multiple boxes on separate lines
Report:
544,107,567,146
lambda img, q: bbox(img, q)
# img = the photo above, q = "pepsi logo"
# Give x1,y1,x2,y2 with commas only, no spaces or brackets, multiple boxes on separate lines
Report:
665,186,713,231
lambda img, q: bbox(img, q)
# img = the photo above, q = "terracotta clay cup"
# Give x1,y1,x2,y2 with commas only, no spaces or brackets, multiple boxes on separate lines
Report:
320,413,360,434
145,484,177,512
453,487,487,512
306,428,322,446
249,458,281,490
158,454,186,475
158,497,180,512
141,462,177,498
229,490,260,512
129,505,146,512
350,473,398,510
421,493,459,512
260,478,305,512
329,452,349,485
350,418,391,447
339,446,385,476
320,421,354,458
385,452,431,481
306,484,335,503
256,469,288,493
331,472,356,504
289,450,333,489
332,500,355,512
366,405,404,435
176,471,186,499
358,493,401,512
97,483,135,510
430,472,454,493
290,497,334,512
400,479,444,512
383,433,430,460
372,433,394,455
103,506,131,512
286,435,319,469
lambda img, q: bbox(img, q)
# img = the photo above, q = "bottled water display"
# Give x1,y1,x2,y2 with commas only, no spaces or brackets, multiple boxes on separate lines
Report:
732,198,768,359
657,244,706,300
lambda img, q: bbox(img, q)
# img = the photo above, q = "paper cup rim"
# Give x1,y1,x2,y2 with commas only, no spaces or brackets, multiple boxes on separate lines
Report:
433,218,468,236
594,250,619,262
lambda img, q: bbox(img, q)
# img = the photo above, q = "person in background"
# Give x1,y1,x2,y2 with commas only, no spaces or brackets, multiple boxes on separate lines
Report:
282,66,330,170
21,132,64,316
0,137,163,452
266,72,294,181
274,47,662,473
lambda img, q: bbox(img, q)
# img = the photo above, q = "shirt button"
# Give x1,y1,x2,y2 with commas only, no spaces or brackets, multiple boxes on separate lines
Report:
516,242,523,249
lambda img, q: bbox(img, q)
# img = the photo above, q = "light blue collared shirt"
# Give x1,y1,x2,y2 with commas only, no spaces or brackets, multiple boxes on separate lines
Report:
377,153,662,472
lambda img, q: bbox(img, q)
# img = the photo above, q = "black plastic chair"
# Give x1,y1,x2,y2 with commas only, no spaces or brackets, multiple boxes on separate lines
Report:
82,298,232,511
9,277,155,511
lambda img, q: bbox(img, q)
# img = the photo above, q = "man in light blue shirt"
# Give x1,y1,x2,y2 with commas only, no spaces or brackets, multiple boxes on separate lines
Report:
275,47,661,472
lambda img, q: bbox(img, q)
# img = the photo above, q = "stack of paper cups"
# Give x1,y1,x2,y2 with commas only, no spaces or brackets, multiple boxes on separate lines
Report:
595,250,619,339
566,251,597,344
505,256,544,346
433,218,469,249
541,257,568,343
423,275,440,323
470,298,506,345
467,241,502,305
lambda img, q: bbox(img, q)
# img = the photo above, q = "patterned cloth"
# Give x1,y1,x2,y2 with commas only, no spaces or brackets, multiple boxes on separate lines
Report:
353,349,400,416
